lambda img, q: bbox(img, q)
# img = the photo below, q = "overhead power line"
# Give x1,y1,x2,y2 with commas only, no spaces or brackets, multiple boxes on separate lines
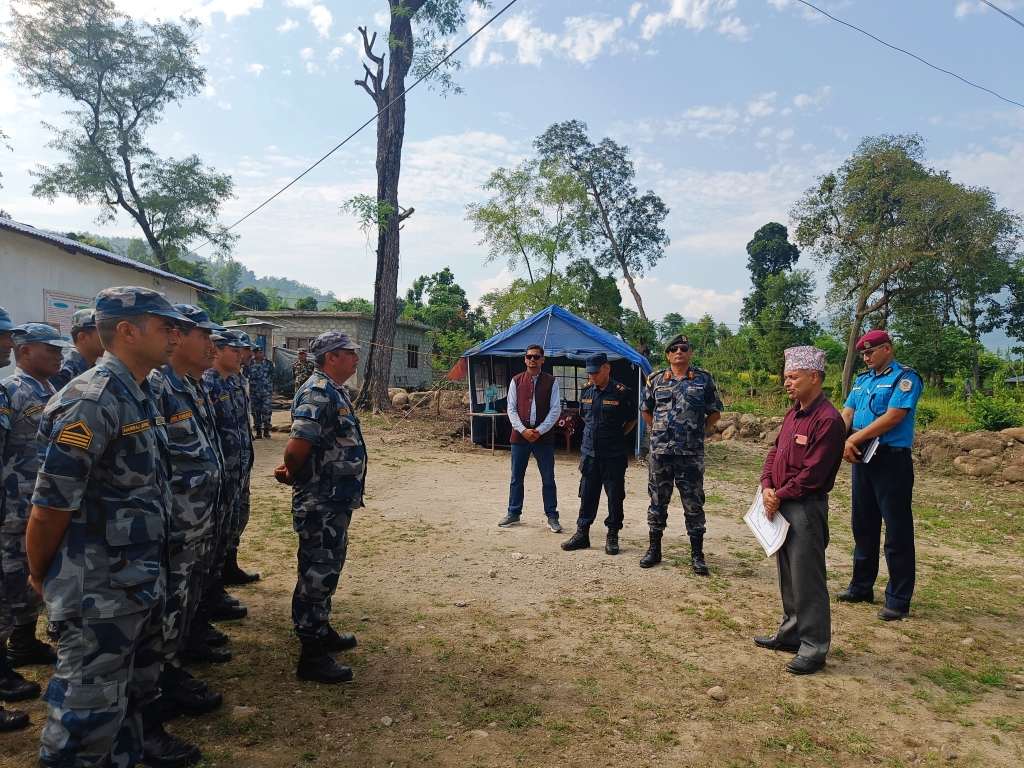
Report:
188,0,523,255
793,0,1024,109
979,0,1024,29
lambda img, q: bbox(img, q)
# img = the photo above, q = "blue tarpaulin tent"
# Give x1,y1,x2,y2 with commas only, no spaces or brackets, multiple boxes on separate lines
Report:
448,305,653,454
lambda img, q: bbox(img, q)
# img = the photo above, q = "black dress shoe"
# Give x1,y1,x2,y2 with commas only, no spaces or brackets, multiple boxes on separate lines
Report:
0,706,29,732
753,635,801,653
142,725,202,767
196,622,229,647
160,688,223,718
877,606,908,622
183,642,232,664
0,668,41,701
322,630,357,652
835,589,874,604
204,602,247,621
785,655,826,675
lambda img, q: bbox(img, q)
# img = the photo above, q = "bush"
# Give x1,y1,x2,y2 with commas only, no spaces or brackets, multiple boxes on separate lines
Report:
964,393,1023,431
915,405,939,429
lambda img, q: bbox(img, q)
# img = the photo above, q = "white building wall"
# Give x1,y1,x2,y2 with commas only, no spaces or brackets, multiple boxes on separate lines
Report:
0,229,200,377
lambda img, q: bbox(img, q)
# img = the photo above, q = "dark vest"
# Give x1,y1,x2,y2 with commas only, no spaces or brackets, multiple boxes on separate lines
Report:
510,371,555,446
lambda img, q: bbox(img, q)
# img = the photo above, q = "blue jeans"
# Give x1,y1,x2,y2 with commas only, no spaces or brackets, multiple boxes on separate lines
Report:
508,442,558,518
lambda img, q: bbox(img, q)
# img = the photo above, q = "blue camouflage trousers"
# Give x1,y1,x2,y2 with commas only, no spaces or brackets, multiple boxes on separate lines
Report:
204,478,240,597
647,453,707,537
292,508,351,639
229,473,251,552
40,607,164,768
0,517,44,643
163,538,206,668
250,389,273,431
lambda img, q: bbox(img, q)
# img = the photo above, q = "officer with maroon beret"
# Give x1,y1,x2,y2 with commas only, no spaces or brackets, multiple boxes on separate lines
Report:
837,330,922,621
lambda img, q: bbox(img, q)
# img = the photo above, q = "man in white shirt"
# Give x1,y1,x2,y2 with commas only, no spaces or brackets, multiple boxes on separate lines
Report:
499,345,562,531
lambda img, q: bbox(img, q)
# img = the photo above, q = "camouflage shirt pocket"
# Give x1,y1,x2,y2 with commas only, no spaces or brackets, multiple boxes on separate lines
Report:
111,439,155,488
105,513,164,588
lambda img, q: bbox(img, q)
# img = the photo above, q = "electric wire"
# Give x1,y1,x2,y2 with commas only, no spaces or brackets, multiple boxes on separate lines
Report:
979,0,1024,29
793,0,1024,109
186,0,523,256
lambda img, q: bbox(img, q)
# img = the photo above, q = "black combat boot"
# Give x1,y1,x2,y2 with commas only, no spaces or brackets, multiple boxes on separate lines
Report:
690,536,709,576
8,622,58,667
0,644,41,701
639,531,662,568
323,628,358,652
202,582,247,621
560,525,591,551
182,636,232,664
605,529,620,555
252,431,262,440
196,621,229,648
222,550,260,586
296,636,353,684
263,427,272,439
158,665,222,719
0,705,29,732
141,704,202,767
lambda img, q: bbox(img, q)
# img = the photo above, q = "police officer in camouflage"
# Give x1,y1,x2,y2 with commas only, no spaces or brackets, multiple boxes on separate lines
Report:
640,334,722,574
223,331,259,587
0,307,31,733
292,349,315,395
245,346,275,439
276,332,364,684
27,287,201,768
561,353,637,556
1,325,69,678
149,305,225,720
49,308,104,390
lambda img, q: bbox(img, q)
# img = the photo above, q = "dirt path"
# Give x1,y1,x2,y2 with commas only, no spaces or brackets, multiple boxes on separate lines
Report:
2,414,1022,768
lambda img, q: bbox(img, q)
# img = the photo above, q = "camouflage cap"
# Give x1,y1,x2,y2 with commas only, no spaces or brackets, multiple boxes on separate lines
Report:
70,308,97,331
173,303,225,331
0,306,22,332
213,330,248,348
14,322,73,348
309,331,360,356
95,286,194,326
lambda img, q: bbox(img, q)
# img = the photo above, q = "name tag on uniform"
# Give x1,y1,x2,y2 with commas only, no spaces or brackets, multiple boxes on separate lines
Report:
603,400,619,406
169,411,193,424
795,434,808,445
877,384,892,388
581,398,593,403
122,420,151,436
219,394,231,402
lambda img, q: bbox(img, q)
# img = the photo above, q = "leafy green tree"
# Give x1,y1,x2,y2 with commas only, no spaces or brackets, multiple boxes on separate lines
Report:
214,259,243,301
64,232,114,251
236,287,270,312
741,223,801,322
295,296,319,311
659,312,686,341
403,268,485,374
5,0,236,273
534,120,670,347
752,270,820,379
326,298,375,313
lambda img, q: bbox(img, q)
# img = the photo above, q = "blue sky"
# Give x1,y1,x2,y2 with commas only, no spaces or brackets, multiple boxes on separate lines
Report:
2,0,1023,333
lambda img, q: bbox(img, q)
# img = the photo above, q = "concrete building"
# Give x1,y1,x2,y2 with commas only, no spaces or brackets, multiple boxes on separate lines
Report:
0,216,212,377
232,311,434,390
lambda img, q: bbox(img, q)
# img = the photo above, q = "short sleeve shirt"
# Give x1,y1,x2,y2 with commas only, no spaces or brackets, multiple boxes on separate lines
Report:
228,372,254,471
642,366,722,456
32,352,170,621
202,369,244,484
290,370,367,517
49,348,90,391
580,378,637,458
1,370,55,525
843,360,922,448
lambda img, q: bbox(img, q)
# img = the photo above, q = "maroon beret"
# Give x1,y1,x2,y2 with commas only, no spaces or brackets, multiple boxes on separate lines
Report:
856,330,891,351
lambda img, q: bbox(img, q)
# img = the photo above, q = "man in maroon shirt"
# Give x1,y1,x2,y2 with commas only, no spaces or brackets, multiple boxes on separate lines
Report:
756,346,846,675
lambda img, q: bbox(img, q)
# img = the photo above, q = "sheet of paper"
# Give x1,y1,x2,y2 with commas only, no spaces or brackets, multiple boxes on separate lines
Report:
743,488,790,557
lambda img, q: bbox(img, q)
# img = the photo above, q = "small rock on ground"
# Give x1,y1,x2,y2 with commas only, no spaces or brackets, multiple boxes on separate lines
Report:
488,569,497,578
707,686,727,702
381,716,393,727
230,706,256,721
454,601,468,607
511,552,524,560
940,744,957,760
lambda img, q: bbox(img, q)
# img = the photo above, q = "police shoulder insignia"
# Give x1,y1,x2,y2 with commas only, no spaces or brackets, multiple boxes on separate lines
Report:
882,367,893,376
56,420,94,449
899,378,913,392
219,393,231,402
25,403,45,417
616,383,625,391
122,420,151,436
169,410,193,424
0,406,9,416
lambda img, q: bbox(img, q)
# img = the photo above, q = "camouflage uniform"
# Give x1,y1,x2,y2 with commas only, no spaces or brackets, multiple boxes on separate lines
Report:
290,370,367,638
33,351,171,768
227,370,254,551
149,364,221,670
244,357,276,433
293,359,315,392
49,348,90,391
0,369,55,649
641,365,722,536
0,382,10,548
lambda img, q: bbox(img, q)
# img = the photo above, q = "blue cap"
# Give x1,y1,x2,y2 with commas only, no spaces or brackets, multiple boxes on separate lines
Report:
237,331,259,351
173,304,224,331
309,332,360,356
585,352,609,373
0,306,21,332
14,323,72,348
212,331,247,348
70,308,96,331
94,286,193,326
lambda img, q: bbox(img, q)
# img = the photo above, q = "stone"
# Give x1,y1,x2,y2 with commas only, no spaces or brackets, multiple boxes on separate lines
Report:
739,413,757,425
958,432,1004,455
230,706,257,721
454,601,468,608
408,392,435,408
511,552,524,560
940,744,957,761
960,637,974,646
1015,684,1024,692
920,443,962,465
969,448,995,458
952,455,999,477
1000,427,1024,443
707,686,727,702
387,387,408,398
765,426,782,445
469,729,489,739
708,432,723,443
1001,465,1024,483
721,425,738,441
488,569,497,578
361,615,371,622
381,716,393,727
391,392,410,408
770,705,783,717
739,422,760,438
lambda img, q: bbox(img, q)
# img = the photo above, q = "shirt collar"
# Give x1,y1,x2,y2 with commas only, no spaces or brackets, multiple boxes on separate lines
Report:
100,351,148,402
794,392,828,418
14,367,54,393
158,364,188,393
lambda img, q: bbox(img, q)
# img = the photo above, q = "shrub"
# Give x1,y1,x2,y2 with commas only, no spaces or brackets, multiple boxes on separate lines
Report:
916,405,939,429
964,393,1023,431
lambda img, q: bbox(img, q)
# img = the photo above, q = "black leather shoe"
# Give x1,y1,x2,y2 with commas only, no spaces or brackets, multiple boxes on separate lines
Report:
322,629,357,652
8,623,58,667
561,525,591,551
785,655,826,675
605,530,619,555
877,606,908,622
296,637,353,684
160,688,223,718
141,724,202,767
204,602,247,621
196,622,229,648
183,641,232,664
0,706,29,732
639,532,662,568
0,667,41,702
754,635,801,653
835,589,874,604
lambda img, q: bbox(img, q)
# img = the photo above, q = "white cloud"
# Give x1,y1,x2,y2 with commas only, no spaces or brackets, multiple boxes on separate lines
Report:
679,105,740,138
793,86,833,110
717,15,750,41
245,63,265,76
341,32,358,46
282,69,291,76
629,3,645,23
285,0,333,38
374,10,389,27
202,84,216,98
473,268,514,298
277,18,299,33
747,91,776,117
305,62,319,74
640,0,747,41
665,284,745,316
113,0,263,24
327,47,344,62
217,100,232,110
758,126,773,137
826,125,849,141
300,47,315,60
939,139,1024,213
559,16,625,64
776,128,794,141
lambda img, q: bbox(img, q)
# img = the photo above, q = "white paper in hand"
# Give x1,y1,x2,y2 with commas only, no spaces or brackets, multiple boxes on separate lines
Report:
744,489,790,557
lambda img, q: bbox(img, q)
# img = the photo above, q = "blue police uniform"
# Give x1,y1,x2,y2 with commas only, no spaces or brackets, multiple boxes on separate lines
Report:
843,360,922,613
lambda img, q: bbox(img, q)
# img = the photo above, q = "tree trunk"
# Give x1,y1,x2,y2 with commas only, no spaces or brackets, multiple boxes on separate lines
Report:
353,10,417,414
841,298,869,399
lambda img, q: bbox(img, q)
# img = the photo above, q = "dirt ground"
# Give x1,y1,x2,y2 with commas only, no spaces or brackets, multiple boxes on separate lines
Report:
2,407,1023,768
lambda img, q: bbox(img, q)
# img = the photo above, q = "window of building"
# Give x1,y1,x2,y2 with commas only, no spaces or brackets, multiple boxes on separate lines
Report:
407,344,420,369
552,365,585,403
286,336,316,350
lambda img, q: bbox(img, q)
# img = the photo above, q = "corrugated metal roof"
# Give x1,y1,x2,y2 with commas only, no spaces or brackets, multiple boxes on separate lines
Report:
0,216,214,292
248,311,434,331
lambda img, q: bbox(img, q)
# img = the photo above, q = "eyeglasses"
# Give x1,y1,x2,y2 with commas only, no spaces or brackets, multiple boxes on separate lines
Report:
525,354,542,361
860,346,887,357
666,345,690,354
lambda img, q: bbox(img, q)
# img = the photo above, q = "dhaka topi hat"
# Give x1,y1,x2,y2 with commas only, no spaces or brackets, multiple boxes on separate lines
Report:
172,304,224,331
585,352,609,373
784,346,826,373
0,306,21,332
309,332,360,357
212,331,247,348
14,323,72,349
70,308,96,332
94,286,193,326
665,333,690,350
856,330,892,352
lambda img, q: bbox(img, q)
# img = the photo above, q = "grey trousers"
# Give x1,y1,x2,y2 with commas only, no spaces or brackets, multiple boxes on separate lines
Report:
775,496,831,662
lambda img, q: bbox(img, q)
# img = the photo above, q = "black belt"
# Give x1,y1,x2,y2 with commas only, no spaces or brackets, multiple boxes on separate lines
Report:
874,445,910,454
